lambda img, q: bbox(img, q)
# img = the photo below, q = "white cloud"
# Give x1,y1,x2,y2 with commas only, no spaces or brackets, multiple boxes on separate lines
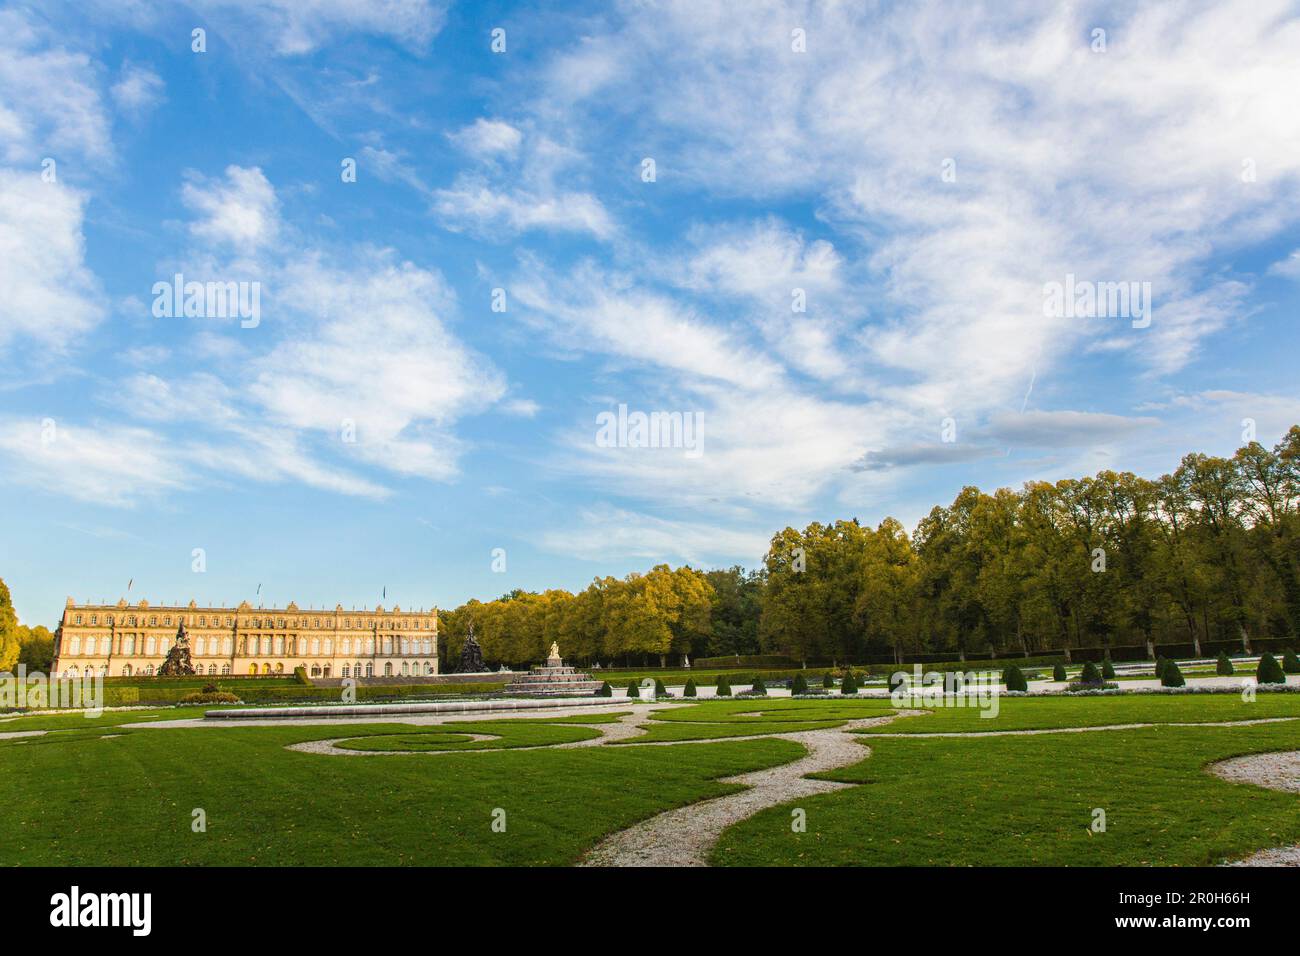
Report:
0,10,111,164
0,170,105,355
512,257,782,388
181,165,281,249
433,176,614,239
0,416,187,506
246,251,506,482
538,504,770,565
110,62,165,114
532,0,1300,410
1268,249,1300,281
190,0,449,55
448,119,522,158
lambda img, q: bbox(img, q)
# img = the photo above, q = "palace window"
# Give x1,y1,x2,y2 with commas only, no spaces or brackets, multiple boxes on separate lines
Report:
322,665,331,677
323,639,333,655
194,637,205,655
222,637,232,654
123,636,135,655
311,638,320,655
342,664,350,677
198,615,206,626
128,616,137,626
84,637,96,655
274,636,284,655
225,617,232,626
90,614,97,625
164,616,172,626
355,661,363,676
221,664,230,675
75,614,82,625
145,637,156,655
122,664,133,677
208,664,217,675
341,638,351,655
365,663,373,677
69,636,81,655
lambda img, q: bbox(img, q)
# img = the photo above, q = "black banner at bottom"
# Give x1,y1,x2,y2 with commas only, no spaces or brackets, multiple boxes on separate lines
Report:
4,865,1290,941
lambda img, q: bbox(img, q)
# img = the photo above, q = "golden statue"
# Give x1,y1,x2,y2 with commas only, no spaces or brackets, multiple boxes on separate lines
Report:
548,641,561,660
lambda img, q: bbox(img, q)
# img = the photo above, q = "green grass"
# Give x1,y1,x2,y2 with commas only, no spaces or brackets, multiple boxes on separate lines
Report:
713,720,1300,866
334,720,604,751
0,708,803,865
615,698,893,743
859,692,1300,734
5,695,1300,867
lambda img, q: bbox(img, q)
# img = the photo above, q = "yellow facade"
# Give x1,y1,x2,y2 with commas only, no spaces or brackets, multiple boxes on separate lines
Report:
51,598,438,679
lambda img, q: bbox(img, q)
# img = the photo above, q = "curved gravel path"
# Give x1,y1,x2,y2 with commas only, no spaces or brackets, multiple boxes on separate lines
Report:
579,712,915,867
1208,749,1300,867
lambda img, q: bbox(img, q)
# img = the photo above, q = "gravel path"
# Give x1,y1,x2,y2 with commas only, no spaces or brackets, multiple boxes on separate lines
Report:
865,717,1297,738
1207,750,1300,867
579,712,913,867
0,730,48,741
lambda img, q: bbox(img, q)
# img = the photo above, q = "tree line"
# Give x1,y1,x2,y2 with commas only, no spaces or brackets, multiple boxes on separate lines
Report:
0,579,55,673
439,427,1300,667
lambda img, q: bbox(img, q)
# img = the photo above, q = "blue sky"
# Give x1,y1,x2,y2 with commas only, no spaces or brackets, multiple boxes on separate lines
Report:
2,0,1299,627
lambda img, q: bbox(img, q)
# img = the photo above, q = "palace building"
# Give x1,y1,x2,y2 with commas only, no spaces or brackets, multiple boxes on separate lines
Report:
51,598,438,679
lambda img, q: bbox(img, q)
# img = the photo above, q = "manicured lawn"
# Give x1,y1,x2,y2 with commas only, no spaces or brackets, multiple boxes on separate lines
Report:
335,720,604,751
0,708,802,866
713,720,1300,866
858,692,1300,734
4,695,1299,867
616,698,894,742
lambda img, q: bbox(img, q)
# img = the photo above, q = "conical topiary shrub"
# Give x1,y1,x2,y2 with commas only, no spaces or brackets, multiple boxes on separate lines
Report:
716,676,732,696
1161,659,1185,687
684,677,697,697
792,672,808,695
1079,660,1103,685
626,679,640,699
750,675,767,695
1102,658,1116,680
1283,649,1300,674
1257,652,1287,685
654,678,668,698
822,672,834,689
1154,656,1168,680
1216,651,1234,676
1003,665,1028,692
840,670,858,695
597,681,612,697
1053,662,1067,681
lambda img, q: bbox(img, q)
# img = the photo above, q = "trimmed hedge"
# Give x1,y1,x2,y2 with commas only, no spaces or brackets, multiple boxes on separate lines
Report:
1257,652,1287,685
684,678,697,697
1002,665,1028,692
1052,663,1067,681
792,673,808,695
1101,658,1116,680
1160,659,1185,688
1216,652,1234,676
840,671,858,695
1078,661,1103,686
750,676,767,696
1283,649,1300,675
